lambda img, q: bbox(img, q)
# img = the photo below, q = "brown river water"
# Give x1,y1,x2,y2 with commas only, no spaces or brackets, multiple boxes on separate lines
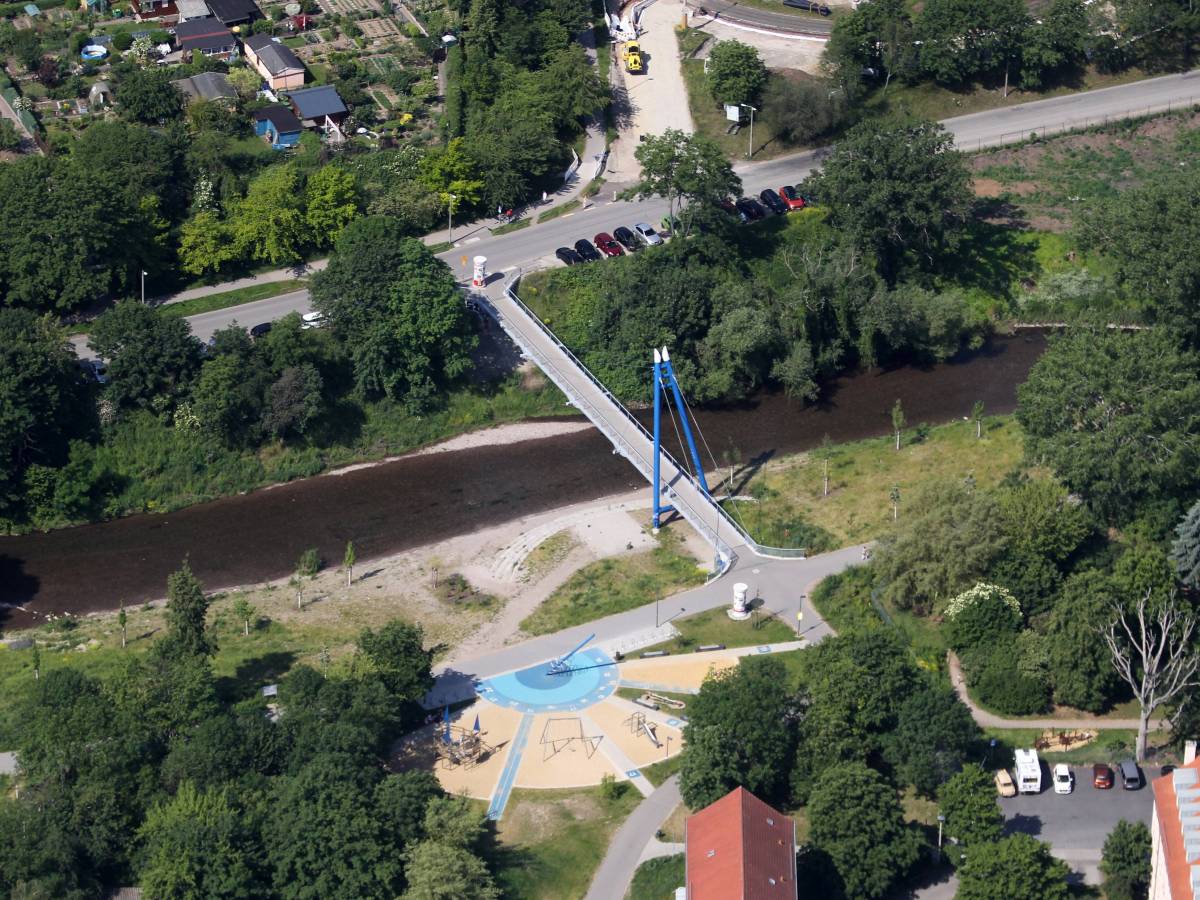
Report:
0,333,1047,631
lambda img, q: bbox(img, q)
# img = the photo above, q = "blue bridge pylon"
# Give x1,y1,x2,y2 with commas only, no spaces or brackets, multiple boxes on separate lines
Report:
652,346,711,530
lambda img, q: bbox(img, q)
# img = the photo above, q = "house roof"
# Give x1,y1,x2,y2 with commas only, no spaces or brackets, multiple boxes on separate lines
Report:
1152,758,1200,900
175,0,210,17
0,751,16,776
685,787,797,900
253,104,302,135
173,71,237,102
173,17,235,50
245,34,304,75
287,84,346,119
205,0,259,22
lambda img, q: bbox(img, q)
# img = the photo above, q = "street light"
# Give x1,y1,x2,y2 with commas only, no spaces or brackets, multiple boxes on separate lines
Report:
936,814,945,860
447,193,457,245
140,269,147,305
740,104,757,159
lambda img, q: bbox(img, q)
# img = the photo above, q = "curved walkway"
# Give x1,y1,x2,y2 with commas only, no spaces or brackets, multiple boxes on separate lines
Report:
948,652,1165,731
584,775,681,900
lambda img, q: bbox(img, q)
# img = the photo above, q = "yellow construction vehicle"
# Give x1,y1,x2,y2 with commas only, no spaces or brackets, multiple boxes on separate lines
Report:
623,41,643,74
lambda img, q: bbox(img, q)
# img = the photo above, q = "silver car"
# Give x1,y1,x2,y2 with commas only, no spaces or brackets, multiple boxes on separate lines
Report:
634,222,663,246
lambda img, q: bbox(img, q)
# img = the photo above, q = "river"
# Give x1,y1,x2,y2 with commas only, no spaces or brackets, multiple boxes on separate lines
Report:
0,333,1047,631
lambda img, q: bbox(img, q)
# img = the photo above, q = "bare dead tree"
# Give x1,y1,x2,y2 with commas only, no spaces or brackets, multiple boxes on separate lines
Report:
1102,590,1200,761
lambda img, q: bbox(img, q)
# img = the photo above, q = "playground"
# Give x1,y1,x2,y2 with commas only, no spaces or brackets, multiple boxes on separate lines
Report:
392,636,803,819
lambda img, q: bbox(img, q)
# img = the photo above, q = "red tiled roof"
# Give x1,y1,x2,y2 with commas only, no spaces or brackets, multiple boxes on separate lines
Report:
1154,756,1200,900
686,787,797,900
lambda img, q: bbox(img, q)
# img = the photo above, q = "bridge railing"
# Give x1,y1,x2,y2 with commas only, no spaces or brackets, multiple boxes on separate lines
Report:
487,273,811,563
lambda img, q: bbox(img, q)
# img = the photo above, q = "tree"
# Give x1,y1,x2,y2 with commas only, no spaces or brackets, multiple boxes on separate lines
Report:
971,400,985,438
808,762,920,900
88,302,204,413
261,364,323,439
162,560,215,659
680,657,797,808
706,40,768,107
1171,499,1200,592
884,687,979,797
401,841,499,900
118,602,127,649
1045,570,1125,712
310,216,475,408
824,0,916,92
1016,329,1200,521
916,0,1028,87
889,484,900,521
190,352,268,446
233,596,256,637
802,118,971,282
137,782,261,899
1103,590,1200,761
356,621,435,708
873,480,1006,614
116,67,184,124
304,166,361,248
956,833,1070,900
231,166,309,265
943,583,1021,651
294,549,321,610
0,118,22,152
627,130,742,237
343,541,356,587
1020,0,1090,89
1101,819,1151,900
180,210,240,276
937,763,1003,850
891,399,905,450
0,309,86,525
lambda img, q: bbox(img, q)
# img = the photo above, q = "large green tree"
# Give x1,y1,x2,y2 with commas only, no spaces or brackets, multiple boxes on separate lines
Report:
162,560,215,659
808,762,921,900
627,130,742,236
116,67,185,124
310,216,475,409
231,166,310,265
88,302,204,413
1101,819,1151,900
1016,329,1200,520
883,685,980,797
956,833,1070,900
916,0,1028,86
706,40,768,107
1044,570,1125,712
680,656,798,808
937,763,1004,850
802,118,972,282
1172,499,1200,591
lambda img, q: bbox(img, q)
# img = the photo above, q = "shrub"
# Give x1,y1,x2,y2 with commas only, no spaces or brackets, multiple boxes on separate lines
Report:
944,583,1021,651
969,645,1051,716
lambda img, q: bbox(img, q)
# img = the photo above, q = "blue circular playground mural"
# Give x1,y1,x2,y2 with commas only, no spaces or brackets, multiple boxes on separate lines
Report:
479,648,618,713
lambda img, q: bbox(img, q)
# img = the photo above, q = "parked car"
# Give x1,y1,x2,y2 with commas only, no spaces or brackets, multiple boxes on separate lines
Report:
782,0,831,13
1093,764,1114,789
1053,764,1074,795
634,222,663,246
779,185,806,210
555,246,584,266
759,188,788,215
301,311,325,330
994,768,1016,798
249,322,273,339
594,232,623,257
719,197,746,222
574,238,602,262
735,197,765,221
1120,759,1143,790
79,359,109,384
613,226,640,252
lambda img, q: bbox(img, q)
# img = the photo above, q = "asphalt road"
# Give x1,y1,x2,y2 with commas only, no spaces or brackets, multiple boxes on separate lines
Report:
684,0,835,36
71,69,1200,362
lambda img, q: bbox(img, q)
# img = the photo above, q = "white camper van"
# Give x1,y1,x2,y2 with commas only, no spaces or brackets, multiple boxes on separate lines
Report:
1015,748,1042,794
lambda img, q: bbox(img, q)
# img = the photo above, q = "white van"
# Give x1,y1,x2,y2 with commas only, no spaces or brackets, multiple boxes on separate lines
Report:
1015,749,1042,794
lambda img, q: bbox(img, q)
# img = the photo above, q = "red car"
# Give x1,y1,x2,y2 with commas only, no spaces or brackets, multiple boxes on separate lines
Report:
1093,764,1114,789
594,232,623,257
779,185,806,211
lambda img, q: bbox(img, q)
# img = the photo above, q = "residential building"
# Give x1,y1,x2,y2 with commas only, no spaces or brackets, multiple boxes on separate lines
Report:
685,787,797,900
173,71,238,103
205,0,260,28
173,17,237,60
175,0,211,21
253,105,303,150
286,84,348,137
131,0,177,23
1150,742,1200,900
243,34,305,90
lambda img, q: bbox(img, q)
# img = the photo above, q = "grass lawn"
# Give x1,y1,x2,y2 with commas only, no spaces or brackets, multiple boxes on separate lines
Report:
537,199,582,224
627,854,684,900
494,784,642,900
634,605,797,656
521,530,578,582
736,416,1025,549
616,686,694,707
680,58,788,163
519,529,706,635
160,279,308,320
492,218,532,236
980,727,1166,766
641,754,683,787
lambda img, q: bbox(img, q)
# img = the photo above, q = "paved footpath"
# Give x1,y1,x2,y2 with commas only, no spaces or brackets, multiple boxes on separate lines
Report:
585,775,682,900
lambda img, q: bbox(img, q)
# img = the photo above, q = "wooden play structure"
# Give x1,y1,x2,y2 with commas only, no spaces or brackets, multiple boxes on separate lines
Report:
1033,729,1096,752
624,711,662,748
435,723,495,769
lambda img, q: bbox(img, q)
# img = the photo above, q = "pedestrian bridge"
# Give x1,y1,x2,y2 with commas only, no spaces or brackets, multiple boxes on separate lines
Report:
478,273,805,573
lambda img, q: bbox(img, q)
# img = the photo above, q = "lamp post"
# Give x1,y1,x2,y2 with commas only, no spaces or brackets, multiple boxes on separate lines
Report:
140,269,147,304
447,193,457,245
936,814,945,860
740,104,757,159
